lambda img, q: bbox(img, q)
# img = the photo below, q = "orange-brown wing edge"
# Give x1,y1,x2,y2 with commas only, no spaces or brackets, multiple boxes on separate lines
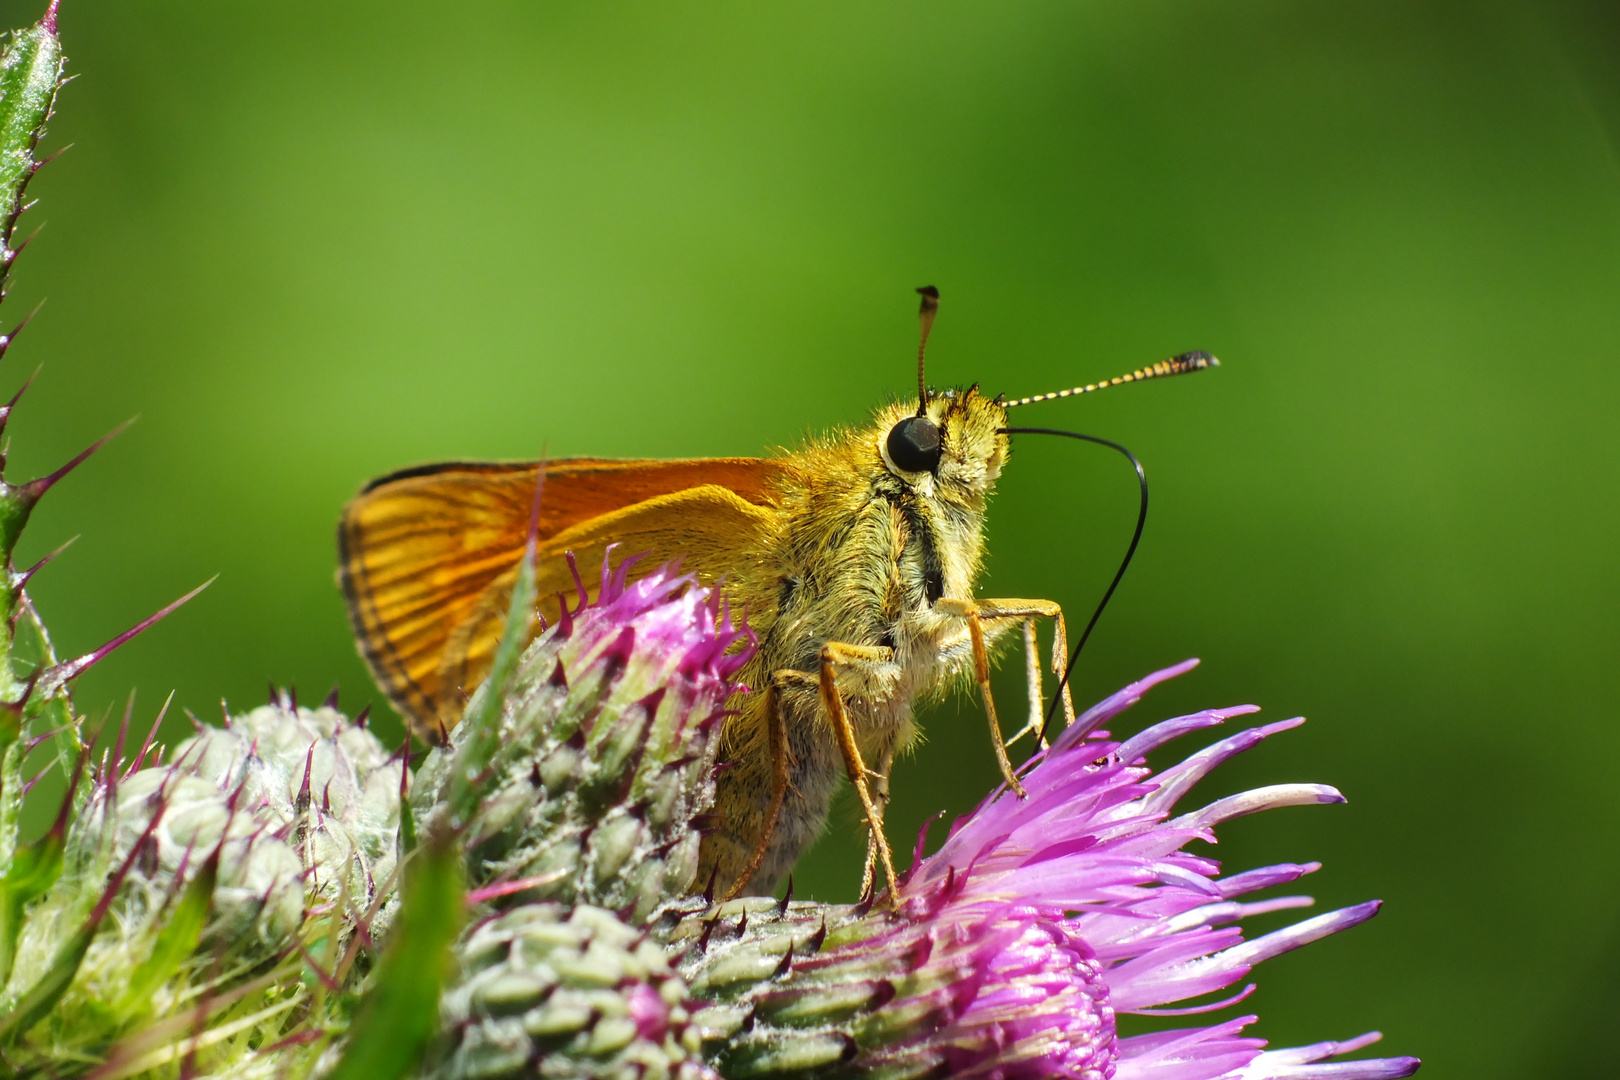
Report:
338,497,448,734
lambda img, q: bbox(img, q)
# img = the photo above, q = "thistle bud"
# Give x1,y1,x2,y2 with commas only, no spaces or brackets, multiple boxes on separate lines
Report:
413,556,752,926
1,697,399,1074
176,695,405,915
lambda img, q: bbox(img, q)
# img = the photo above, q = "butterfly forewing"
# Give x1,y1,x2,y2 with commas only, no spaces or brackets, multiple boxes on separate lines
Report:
338,457,784,739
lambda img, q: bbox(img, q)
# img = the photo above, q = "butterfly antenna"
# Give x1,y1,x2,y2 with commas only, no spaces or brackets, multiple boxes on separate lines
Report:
1003,351,1217,408
915,286,939,415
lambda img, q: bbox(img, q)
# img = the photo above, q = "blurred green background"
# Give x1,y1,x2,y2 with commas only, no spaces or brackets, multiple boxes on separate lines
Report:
2,0,1616,1073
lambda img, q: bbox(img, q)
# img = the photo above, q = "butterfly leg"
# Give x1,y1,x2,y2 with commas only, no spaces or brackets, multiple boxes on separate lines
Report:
819,640,900,901
720,677,795,903
1019,617,1050,751
936,597,1075,797
860,741,897,899
972,598,1075,739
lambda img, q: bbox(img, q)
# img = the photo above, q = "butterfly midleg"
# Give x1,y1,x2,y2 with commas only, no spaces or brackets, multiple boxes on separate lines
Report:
721,679,793,902
818,641,900,900
935,597,1075,796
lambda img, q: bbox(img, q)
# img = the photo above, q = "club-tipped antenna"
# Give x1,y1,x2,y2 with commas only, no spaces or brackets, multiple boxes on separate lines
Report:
915,286,939,415
1003,351,1217,408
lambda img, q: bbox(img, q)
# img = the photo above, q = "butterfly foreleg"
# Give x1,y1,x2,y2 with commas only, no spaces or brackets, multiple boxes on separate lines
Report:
934,597,1075,798
970,597,1076,739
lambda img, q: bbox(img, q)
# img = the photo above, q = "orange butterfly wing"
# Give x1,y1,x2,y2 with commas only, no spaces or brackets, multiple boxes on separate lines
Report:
338,457,784,739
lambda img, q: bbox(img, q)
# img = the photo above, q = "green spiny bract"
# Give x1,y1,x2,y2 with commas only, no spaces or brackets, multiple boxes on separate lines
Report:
653,896,979,1080
412,559,751,927
427,902,714,1080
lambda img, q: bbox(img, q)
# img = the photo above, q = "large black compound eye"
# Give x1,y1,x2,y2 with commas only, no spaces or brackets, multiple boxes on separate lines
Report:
886,415,942,474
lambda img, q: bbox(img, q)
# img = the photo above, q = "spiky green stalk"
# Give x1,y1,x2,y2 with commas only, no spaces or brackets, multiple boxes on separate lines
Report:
0,1,69,772
0,5,206,909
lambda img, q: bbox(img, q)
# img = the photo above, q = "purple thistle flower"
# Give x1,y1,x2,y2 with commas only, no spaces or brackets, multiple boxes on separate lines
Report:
891,658,1419,1080
674,660,1418,1080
